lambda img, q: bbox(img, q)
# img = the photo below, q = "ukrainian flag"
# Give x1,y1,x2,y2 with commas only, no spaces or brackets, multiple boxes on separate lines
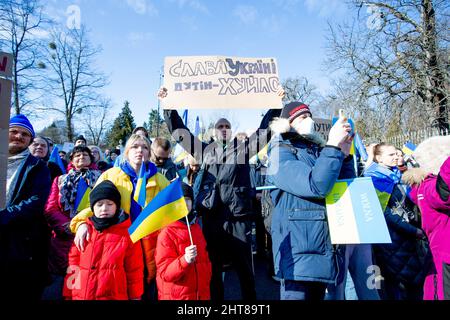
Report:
74,177,91,212
370,177,395,212
128,179,188,243
49,146,67,174
133,163,147,208
364,163,396,211
402,142,416,156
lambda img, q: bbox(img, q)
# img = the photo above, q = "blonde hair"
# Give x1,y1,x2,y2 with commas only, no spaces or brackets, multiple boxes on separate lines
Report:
123,134,152,162
88,145,104,162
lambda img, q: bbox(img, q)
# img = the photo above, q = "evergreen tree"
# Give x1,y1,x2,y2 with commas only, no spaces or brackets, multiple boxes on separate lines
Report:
146,109,171,140
105,101,136,148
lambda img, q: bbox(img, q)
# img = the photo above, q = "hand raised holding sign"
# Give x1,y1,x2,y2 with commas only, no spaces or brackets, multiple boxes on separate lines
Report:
327,109,354,156
276,85,285,98
157,87,168,100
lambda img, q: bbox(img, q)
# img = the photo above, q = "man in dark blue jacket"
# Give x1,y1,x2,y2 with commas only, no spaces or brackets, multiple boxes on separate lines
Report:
267,103,355,300
0,114,51,300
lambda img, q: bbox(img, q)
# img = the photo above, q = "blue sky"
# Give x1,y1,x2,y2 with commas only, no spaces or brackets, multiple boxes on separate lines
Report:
37,0,349,135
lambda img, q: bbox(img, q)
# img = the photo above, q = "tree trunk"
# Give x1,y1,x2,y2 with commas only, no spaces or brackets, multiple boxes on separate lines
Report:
422,0,449,132
13,59,20,115
66,115,73,142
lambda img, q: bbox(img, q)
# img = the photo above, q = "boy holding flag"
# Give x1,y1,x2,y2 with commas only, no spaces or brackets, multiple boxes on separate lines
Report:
154,183,211,300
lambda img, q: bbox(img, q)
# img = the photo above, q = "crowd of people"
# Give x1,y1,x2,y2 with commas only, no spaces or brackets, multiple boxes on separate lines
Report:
1,89,449,301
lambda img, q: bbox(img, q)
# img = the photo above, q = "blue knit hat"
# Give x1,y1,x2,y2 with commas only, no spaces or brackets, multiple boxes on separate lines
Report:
9,114,35,138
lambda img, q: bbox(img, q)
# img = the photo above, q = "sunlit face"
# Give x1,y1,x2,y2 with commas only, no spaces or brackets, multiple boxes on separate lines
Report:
75,140,86,147
134,130,147,137
396,150,405,166
90,148,100,163
29,137,48,159
376,146,399,168
190,163,200,173
128,140,150,167
9,127,32,155
72,151,91,170
215,122,232,142
150,146,170,166
59,152,66,161
93,199,117,218
291,114,311,134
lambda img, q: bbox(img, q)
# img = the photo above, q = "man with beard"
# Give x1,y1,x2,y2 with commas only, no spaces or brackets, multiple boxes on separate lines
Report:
0,114,52,300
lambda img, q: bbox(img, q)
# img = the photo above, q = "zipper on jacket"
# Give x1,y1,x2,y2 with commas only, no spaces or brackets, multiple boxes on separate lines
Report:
85,229,97,299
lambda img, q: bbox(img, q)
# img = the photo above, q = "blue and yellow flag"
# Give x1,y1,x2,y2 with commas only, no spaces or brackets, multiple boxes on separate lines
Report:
325,177,391,244
353,132,368,162
364,163,397,211
133,163,147,208
74,177,91,212
49,145,67,174
402,142,416,156
128,179,189,243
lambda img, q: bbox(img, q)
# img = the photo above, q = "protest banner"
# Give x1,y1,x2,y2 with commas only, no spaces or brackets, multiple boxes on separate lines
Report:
325,177,391,244
314,118,332,141
0,52,13,78
162,56,283,109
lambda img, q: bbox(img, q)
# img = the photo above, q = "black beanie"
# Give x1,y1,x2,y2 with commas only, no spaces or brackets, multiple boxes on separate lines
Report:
89,180,121,212
181,182,193,200
280,101,312,123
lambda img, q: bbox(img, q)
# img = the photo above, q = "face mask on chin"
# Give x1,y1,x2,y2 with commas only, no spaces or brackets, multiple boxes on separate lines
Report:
292,116,315,137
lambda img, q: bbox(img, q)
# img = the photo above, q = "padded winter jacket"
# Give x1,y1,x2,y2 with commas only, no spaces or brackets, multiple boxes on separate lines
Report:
267,130,355,284
64,215,144,300
44,171,101,275
69,165,169,283
155,220,211,300
0,154,51,299
364,164,430,287
409,157,450,300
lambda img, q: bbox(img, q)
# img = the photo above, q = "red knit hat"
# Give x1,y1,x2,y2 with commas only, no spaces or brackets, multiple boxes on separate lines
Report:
280,101,312,123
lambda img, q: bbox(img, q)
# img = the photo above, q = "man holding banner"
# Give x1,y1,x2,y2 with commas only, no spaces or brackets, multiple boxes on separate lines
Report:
0,115,52,300
267,103,355,300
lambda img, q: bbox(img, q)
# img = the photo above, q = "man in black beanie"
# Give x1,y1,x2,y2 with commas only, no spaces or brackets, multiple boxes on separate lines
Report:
88,180,124,230
74,135,87,147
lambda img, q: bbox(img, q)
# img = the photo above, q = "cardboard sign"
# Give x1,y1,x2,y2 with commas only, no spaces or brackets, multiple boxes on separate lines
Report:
0,52,13,78
62,142,75,153
314,118,332,141
0,78,13,209
325,177,391,244
162,56,283,109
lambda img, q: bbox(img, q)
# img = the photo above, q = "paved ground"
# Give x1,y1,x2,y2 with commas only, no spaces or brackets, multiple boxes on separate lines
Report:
223,254,280,300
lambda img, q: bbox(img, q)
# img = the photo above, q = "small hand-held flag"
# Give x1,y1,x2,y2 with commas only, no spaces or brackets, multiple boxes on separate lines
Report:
133,162,147,208
49,145,67,174
402,142,416,156
128,179,189,243
74,177,91,212
364,163,396,211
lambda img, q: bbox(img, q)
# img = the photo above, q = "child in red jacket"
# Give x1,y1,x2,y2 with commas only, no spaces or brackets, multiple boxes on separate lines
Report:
63,180,144,300
155,183,212,300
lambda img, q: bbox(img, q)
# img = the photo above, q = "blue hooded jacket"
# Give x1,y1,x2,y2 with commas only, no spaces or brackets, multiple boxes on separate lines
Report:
267,124,355,284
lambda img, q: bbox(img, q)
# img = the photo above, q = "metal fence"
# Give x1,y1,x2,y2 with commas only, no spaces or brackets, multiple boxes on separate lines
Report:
385,127,449,147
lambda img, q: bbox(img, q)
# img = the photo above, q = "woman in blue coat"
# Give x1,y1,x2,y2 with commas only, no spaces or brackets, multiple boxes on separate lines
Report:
267,103,355,300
